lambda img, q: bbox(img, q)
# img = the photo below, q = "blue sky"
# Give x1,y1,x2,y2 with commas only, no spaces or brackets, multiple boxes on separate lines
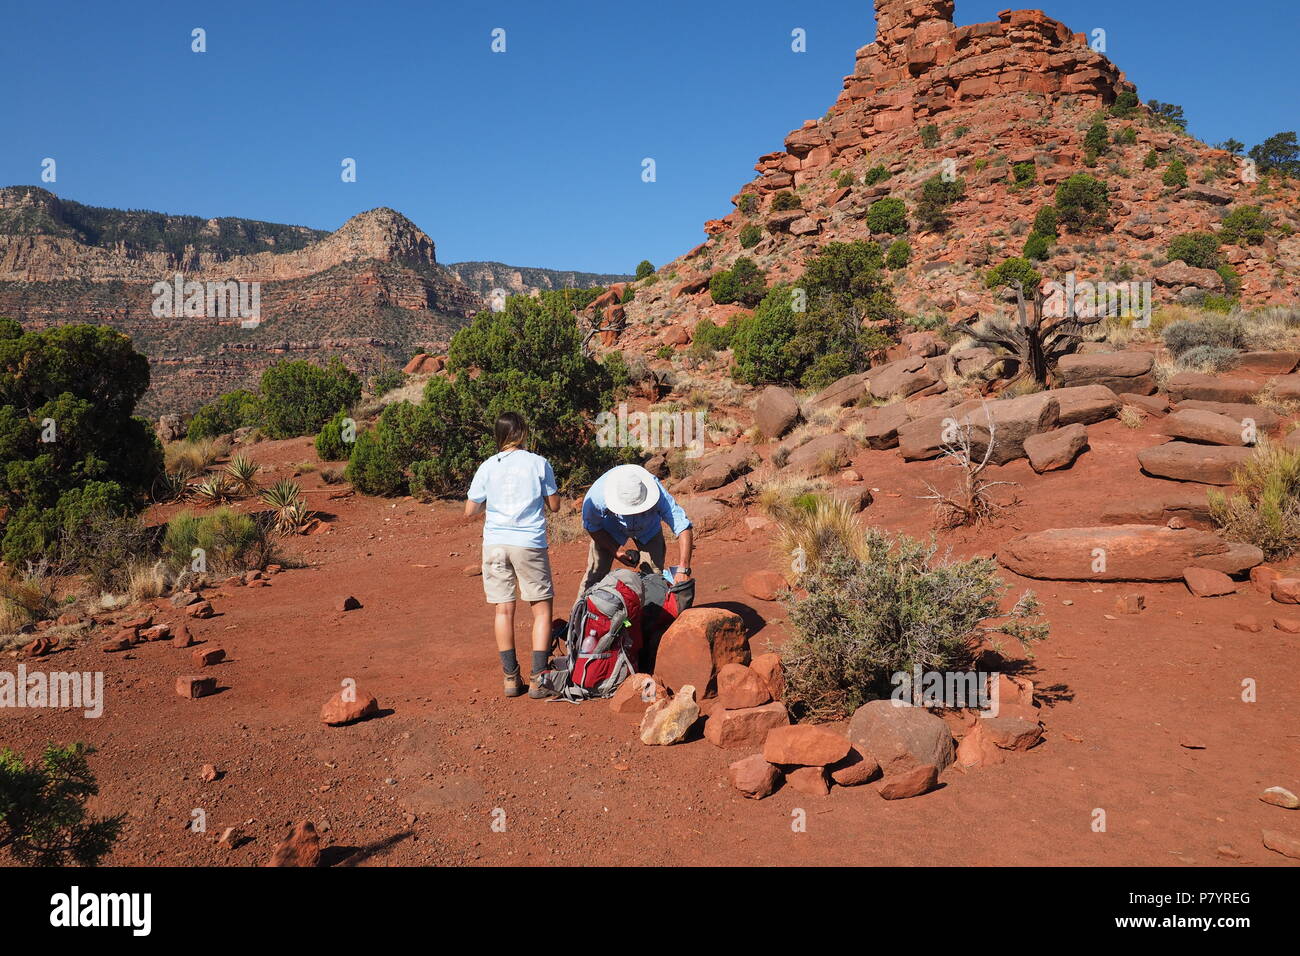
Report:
3,0,1296,274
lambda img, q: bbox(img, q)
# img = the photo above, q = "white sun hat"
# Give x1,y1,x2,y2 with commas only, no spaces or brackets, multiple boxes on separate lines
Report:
603,464,661,516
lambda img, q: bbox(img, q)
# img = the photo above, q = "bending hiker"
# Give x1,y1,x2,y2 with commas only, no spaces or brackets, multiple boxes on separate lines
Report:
465,412,560,699
579,463,693,597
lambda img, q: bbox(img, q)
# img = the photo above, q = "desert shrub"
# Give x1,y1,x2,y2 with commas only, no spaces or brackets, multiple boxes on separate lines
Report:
771,191,801,212
1177,344,1240,372
1032,205,1058,239
348,295,625,496
985,256,1042,291
1054,174,1109,232
1143,148,1159,169
915,176,964,232
1162,158,1188,189
739,223,762,249
259,479,310,534
0,561,60,634
1084,119,1110,157
777,521,1046,719
1209,440,1300,560
161,508,276,574
693,318,734,353
187,388,262,440
0,322,162,567
1011,161,1036,187
866,196,908,234
367,368,406,396
164,436,228,481
314,408,354,461
920,124,940,148
732,242,897,390
1247,131,1300,176
258,357,361,439
1148,100,1187,130
0,743,123,866
885,239,911,269
1220,205,1272,245
737,193,759,215
709,257,767,307
1162,315,1246,357
862,165,891,186
1022,232,1051,261
1216,263,1242,296
1167,232,1222,269
1110,90,1139,118
635,259,655,280
56,509,154,591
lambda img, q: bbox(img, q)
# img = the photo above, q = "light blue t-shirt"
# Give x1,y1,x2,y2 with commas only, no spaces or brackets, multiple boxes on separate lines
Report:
581,472,692,545
467,449,558,549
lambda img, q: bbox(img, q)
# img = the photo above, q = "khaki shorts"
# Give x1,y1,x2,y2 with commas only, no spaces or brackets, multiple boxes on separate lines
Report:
482,544,554,604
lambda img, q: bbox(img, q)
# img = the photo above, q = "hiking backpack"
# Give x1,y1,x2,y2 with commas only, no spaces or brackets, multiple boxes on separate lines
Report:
541,568,697,703
542,568,646,702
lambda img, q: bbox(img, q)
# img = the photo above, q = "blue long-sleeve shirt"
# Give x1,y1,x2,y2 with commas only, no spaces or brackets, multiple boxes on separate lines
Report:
581,473,692,544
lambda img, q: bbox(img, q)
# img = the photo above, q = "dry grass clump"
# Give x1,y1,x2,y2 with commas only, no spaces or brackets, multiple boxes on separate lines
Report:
165,437,231,480
1208,438,1300,560
1118,405,1145,429
0,560,61,634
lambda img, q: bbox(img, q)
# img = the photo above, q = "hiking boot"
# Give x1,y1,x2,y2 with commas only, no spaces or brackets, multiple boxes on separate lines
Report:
528,673,554,699
503,668,525,698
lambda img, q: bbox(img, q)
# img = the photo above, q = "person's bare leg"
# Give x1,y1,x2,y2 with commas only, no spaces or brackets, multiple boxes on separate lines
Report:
530,599,553,654
494,601,516,653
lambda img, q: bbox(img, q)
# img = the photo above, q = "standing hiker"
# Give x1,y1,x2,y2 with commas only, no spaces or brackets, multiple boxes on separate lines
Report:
579,463,693,597
465,412,560,699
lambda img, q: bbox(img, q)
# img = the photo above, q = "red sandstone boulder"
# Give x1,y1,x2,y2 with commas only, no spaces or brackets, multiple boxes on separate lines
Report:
1162,409,1250,446
1138,442,1253,485
609,673,666,714
764,724,852,767
785,433,859,473
653,607,749,697
878,763,939,800
716,663,772,710
1055,351,1156,394
1024,423,1088,473
749,653,785,701
1165,373,1259,405
999,525,1262,581
1183,566,1236,597
727,754,782,799
754,386,801,439
704,701,790,748
266,821,321,867
828,745,880,786
849,700,955,775
786,766,831,796
320,688,379,725
742,570,787,602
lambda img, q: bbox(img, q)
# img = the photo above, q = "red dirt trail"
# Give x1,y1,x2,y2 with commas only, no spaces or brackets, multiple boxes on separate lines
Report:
3,426,1297,867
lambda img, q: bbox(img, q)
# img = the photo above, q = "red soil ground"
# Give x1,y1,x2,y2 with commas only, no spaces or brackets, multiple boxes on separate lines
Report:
4,424,1297,867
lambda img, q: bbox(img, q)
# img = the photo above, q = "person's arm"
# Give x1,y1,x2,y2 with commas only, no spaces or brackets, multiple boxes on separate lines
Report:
674,527,694,582
465,463,487,517
541,460,561,513
657,483,695,581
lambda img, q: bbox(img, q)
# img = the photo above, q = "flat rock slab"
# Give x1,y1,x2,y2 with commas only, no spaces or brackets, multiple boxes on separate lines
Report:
1099,488,1210,527
1055,351,1156,394
998,525,1262,581
1138,441,1253,485
1161,409,1249,446
1166,372,1259,405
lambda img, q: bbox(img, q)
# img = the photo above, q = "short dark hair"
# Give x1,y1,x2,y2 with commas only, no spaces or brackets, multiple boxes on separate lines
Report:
494,411,529,450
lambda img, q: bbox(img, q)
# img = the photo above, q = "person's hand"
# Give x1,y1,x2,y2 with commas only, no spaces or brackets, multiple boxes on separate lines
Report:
616,547,640,566
673,569,691,584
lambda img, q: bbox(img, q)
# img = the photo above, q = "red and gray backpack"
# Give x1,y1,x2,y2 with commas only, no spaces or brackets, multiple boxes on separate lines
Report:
541,568,695,703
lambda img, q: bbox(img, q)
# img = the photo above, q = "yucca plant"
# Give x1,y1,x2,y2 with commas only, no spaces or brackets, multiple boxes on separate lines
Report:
259,479,311,534
225,454,260,495
193,472,237,506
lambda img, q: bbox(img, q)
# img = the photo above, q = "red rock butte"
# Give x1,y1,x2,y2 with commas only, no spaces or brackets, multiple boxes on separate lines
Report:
753,2,1130,198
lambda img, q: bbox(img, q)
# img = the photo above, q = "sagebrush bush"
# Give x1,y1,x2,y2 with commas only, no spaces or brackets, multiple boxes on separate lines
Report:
1177,344,1240,372
1209,440,1300,560
777,520,1047,719
1162,316,1246,357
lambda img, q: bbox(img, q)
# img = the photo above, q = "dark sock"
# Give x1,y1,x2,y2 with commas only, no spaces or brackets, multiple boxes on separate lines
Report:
499,650,518,675
531,650,549,676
